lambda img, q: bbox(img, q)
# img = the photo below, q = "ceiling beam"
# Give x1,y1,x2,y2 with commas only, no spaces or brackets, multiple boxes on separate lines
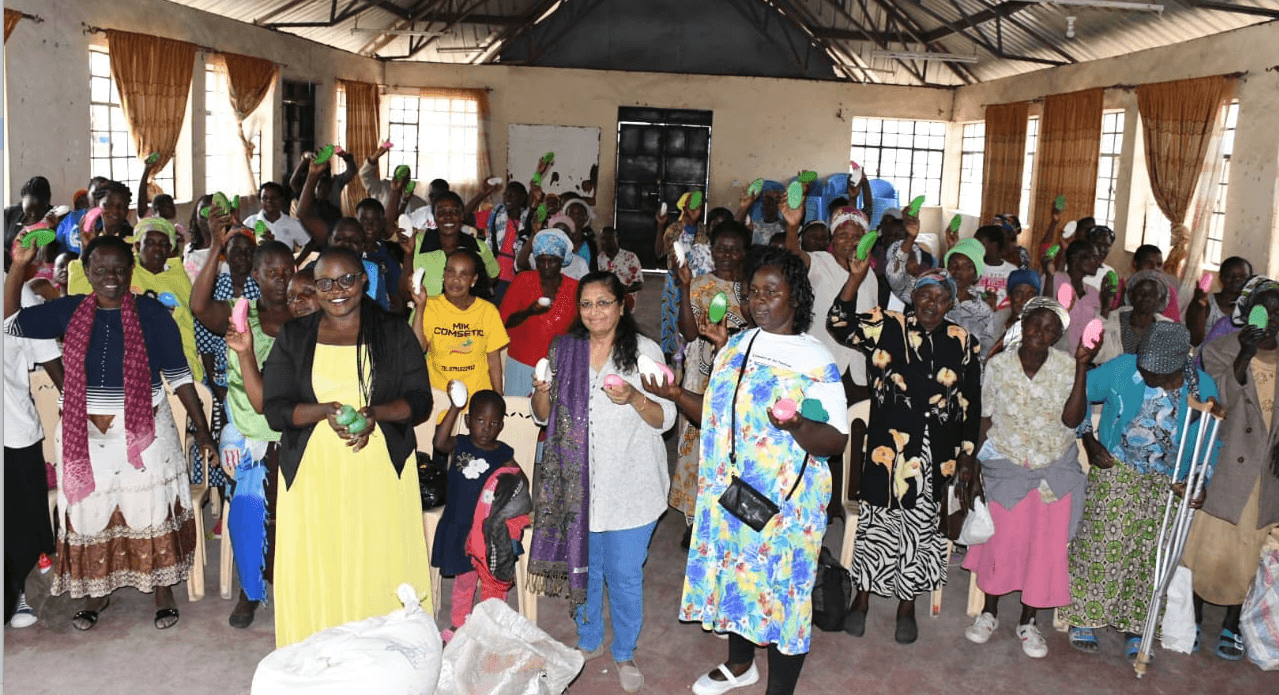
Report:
921,1,1033,42
905,0,1067,66
867,0,978,83
1189,1,1279,18
818,0,931,85
474,0,566,64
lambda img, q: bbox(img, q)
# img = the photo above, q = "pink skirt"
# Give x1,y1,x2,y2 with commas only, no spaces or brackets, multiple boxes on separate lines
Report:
961,489,1072,608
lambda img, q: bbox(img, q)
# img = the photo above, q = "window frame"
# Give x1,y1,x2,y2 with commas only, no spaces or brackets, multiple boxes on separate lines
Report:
1093,110,1125,229
1204,100,1239,269
89,46,175,195
957,121,985,215
204,60,262,195
1019,116,1039,224
849,117,947,205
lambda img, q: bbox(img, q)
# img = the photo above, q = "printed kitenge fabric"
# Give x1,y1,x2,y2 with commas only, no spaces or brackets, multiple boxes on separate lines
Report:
679,329,844,656
1059,463,1165,634
669,274,745,518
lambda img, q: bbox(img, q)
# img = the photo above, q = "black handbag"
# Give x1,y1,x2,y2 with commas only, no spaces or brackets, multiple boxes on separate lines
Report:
812,547,853,632
416,452,447,510
716,331,809,533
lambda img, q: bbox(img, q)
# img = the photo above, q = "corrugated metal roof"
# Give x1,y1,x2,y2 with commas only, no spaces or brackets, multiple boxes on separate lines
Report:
162,0,1279,83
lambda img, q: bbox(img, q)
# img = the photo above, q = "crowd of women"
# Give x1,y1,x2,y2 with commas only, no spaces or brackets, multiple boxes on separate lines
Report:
3,153,1277,695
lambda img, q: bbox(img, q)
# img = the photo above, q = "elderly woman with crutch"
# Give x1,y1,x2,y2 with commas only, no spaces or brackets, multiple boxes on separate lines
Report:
1059,322,1221,661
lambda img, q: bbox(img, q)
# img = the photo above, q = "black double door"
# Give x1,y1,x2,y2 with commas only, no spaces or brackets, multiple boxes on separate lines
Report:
613,107,712,269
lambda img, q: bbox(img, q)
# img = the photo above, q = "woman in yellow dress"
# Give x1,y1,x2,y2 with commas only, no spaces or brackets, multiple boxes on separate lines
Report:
263,246,434,647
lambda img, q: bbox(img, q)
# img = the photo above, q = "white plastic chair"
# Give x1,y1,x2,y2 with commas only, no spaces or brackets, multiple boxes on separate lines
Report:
166,381,214,602
838,400,870,570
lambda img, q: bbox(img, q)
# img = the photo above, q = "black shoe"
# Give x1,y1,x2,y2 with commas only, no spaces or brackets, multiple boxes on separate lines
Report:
895,614,918,644
229,593,259,629
844,609,867,637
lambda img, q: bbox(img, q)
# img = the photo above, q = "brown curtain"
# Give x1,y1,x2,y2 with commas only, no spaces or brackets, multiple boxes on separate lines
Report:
979,101,1029,223
1030,88,1104,254
340,79,381,215
1136,75,1235,276
105,30,196,174
219,52,279,192
4,10,23,42
418,87,492,204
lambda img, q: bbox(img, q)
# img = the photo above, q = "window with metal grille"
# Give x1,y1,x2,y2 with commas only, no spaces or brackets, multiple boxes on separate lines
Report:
205,61,262,194
849,117,945,204
385,93,479,185
1093,110,1125,229
89,46,175,195
957,122,984,214
1205,100,1239,268
1019,117,1039,223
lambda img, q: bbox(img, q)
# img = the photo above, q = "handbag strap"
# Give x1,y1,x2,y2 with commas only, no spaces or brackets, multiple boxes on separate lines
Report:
729,329,811,504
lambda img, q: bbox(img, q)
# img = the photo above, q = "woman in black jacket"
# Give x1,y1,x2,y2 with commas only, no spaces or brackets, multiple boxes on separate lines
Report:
262,246,434,647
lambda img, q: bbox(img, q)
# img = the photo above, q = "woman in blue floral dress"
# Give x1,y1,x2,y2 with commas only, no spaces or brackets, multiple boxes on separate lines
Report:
658,249,847,695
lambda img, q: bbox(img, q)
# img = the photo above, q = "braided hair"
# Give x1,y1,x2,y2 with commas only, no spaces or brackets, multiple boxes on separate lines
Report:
316,246,390,405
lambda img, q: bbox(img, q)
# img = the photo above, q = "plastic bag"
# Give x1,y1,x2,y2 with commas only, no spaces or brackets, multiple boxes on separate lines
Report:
437,598,584,695
957,497,995,546
252,583,442,694
1241,548,1279,671
1160,566,1196,653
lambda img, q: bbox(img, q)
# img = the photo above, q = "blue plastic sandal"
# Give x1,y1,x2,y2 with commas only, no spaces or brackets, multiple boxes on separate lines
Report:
1124,636,1150,663
1069,627,1099,653
1216,628,1245,661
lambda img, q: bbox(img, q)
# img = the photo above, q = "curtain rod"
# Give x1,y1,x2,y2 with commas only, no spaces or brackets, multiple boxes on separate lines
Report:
980,71,1248,109
81,23,288,68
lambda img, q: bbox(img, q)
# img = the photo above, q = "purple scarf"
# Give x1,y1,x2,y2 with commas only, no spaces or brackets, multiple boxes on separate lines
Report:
527,334,590,607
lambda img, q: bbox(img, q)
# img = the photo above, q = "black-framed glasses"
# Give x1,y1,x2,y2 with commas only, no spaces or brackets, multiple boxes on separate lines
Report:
314,272,362,292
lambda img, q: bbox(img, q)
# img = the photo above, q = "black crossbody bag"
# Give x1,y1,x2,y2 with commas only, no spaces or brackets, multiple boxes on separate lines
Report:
717,331,810,533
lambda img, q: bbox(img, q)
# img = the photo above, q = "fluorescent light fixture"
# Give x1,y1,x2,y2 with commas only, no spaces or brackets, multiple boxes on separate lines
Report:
871,50,979,64
1027,0,1163,11
350,27,443,36
435,46,483,53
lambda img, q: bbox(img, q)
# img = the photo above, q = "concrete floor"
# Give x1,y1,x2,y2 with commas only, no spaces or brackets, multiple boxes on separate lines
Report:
6,275,1279,693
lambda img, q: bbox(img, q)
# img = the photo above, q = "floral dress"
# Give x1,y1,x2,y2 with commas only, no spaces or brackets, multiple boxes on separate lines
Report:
679,329,846,655
669,274,745,518
826,301,981,600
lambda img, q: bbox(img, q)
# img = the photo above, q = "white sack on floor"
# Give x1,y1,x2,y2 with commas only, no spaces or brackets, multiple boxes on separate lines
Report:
252,583,442,695
436,598,583,695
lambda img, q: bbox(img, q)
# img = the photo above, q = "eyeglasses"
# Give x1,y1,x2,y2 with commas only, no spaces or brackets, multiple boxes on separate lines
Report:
578,298,618,311
314,272,362,292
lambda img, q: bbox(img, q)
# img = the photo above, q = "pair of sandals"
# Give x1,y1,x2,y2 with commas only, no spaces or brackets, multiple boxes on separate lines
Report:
1069,625,1245,661
1066,627,1147,661
72,598,179,631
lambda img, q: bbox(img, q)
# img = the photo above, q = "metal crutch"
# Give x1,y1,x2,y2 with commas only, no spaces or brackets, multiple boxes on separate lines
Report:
1134,396,1221,678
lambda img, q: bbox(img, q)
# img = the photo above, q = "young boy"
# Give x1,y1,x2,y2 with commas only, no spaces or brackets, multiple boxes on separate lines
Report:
597,226,643,309
975,225,1015,307
243,182,314,252
431,389,524,636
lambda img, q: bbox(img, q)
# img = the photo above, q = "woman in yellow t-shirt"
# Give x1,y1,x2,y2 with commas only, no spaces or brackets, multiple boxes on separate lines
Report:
412,248,509,395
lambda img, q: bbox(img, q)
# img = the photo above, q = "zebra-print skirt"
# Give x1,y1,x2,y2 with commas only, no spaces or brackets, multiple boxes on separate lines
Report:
850,445,948,601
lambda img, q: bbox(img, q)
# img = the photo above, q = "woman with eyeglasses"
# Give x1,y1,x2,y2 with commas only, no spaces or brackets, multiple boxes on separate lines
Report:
529,271,675,693
262,246,434,647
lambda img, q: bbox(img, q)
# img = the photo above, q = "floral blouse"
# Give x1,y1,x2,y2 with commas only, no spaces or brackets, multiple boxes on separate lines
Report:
827,300,982,509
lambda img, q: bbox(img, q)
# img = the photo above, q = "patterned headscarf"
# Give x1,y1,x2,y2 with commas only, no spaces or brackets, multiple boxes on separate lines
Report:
129,216,178,248
913,268,957,303
531,228,575,266
1232,275,1279,327
1124,269,1172,313
1003,297,1070,352
1137,322,1192,375
830,207,868,233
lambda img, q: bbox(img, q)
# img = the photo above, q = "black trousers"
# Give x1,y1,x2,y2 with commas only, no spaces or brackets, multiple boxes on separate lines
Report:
728,632,808,695
5,443,55,620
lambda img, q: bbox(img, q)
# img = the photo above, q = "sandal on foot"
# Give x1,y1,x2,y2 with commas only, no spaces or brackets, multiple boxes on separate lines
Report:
691,662,759,695
1068,627,1099,653
895,614,918,644
1216,628,1245,661
71,597,110,631
228,595,259,629
1125,635,1149,663
844,609,867,637
154,607,180,630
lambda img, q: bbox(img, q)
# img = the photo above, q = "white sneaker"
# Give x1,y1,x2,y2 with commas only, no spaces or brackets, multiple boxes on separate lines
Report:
692,662,760,695
1017,619,1049,658
965,612,998,644
10,594,37,628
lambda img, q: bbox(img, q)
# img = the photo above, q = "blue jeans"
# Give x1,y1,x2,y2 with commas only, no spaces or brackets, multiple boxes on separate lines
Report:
574,520,658,662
